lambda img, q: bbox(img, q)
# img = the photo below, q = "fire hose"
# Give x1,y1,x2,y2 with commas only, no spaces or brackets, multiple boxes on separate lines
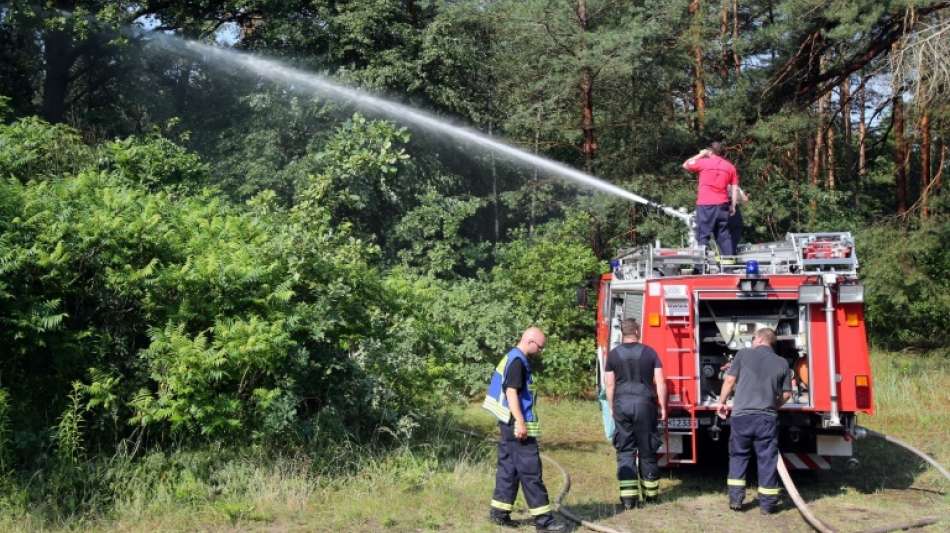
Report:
541,451,629,533
463,426,947,533
776,426,948,533
457,428,627,533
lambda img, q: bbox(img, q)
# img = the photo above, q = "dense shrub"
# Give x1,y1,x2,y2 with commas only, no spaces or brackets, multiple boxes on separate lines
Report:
858,218,950,350
0,118,436,465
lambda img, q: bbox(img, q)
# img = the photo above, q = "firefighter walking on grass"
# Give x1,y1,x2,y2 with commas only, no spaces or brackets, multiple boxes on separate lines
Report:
483,327,567,532
716,328,793,514
604,318,668,509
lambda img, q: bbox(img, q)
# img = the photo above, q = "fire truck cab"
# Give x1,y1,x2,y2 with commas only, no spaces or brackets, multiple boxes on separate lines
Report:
596,232,873,470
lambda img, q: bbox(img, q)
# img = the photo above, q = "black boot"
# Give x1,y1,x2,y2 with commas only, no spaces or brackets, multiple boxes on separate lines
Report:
620,497,638,510
729,499,743,511
489,510,517,528
535,513,569,532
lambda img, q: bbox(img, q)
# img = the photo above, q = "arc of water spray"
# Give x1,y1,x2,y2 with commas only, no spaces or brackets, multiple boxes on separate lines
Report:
149,34,695,239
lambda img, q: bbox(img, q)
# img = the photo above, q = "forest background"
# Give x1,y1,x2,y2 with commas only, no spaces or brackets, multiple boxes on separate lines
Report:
0,0,947,526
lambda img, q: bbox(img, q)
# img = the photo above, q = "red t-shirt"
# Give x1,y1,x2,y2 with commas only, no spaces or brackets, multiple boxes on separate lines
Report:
684,155,739,205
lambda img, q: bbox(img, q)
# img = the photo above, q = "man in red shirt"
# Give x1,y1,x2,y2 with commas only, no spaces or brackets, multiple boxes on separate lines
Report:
682,142,739,255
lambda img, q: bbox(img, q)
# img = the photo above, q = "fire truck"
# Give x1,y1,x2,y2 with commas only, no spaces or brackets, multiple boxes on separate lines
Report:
596,227,873,470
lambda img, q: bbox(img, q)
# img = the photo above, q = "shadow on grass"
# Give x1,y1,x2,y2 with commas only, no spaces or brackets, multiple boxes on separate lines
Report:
559,500,628,525
789,436,935,499
655,432,939,509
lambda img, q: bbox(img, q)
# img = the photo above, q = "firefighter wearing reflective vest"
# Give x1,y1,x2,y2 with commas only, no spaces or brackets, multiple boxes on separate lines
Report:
716,328,793,514
604,318,668,509
483,327,567,532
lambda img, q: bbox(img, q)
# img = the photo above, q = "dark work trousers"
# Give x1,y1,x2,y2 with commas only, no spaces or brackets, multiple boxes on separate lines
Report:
613,397,661,501
696,203,735,255
490,421,553,519
727,206,743,252
728,414,781,511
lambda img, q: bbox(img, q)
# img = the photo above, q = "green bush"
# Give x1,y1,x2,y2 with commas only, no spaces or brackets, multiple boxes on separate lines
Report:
0,117,438,464
858,220,950,349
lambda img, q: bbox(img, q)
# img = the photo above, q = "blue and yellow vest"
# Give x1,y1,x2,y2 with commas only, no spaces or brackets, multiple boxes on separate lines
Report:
482,348,541,437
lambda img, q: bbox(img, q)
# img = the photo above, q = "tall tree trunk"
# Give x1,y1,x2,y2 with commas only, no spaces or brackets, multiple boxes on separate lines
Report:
577,0,596,173
405,0,418,26
810,93,826,187
858,81,867,179
893,94,908,214
920,113,931,219
826,87,835,190
580,66,596,174
531,104,542,238
810,82,827,220
689,0,706,132
719,0,730,78
732,0,741,75
489,119,499,244
41,29,74,123
840,77,851,145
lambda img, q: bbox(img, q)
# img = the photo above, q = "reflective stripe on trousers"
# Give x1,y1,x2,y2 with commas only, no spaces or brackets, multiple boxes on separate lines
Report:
728,414,781,510
490,421,552,517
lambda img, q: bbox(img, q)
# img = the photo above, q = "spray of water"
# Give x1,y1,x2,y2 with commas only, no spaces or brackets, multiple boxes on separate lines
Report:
149,34,694,233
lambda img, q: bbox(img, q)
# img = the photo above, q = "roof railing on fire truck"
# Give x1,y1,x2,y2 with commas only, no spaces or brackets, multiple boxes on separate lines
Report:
611,232,859,280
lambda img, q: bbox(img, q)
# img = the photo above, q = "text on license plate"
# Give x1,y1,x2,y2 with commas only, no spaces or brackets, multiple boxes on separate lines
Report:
665,417,697,429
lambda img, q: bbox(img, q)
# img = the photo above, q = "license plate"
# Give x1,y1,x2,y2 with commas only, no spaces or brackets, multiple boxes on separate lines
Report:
665,417,697,429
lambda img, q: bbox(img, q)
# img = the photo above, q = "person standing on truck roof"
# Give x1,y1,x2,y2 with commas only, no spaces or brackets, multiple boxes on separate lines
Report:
715,328,793,515
682,142,740,255
483,327,567,532
604,318,668,509
727,185,749,252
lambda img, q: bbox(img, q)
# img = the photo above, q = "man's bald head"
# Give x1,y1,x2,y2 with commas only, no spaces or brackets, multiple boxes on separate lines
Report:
518,327,547,356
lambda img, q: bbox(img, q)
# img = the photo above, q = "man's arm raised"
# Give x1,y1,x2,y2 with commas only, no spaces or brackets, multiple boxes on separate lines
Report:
682,149,710,171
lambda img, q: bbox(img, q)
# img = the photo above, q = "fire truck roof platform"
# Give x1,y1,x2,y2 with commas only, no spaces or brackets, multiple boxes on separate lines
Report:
612,232,859,281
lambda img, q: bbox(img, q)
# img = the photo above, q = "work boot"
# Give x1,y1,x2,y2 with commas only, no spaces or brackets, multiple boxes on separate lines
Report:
759,505,776,515
728,499,743,511
620,497,638,510
488,510,517,528
535,513,569,532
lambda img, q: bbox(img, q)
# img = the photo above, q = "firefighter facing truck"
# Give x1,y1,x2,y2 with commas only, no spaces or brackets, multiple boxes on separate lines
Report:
604,318,668,508
716,328,794,514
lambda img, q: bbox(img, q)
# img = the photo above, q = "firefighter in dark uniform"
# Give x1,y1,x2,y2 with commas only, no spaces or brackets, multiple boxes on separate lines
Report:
716,328,793,514
483,327,567,532
604,318,668,509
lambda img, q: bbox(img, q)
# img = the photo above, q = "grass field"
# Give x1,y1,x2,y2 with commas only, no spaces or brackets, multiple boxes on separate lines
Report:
0,350,947,532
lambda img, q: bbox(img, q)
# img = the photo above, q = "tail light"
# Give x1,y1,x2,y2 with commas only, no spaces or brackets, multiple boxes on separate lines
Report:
845,309,860,327
855,375,871,410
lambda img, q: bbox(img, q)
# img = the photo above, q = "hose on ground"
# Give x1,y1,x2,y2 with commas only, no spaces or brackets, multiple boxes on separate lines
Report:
778,427,948,533
463,426,948,533
457,428,625,533
777,455,838,533
541,451,629,533
857,426,950,483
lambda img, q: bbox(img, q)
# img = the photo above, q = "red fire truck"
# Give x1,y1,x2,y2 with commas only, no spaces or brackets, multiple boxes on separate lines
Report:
596,232,873,470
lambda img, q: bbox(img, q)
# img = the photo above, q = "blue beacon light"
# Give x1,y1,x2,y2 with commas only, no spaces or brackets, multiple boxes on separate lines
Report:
745,259,759,275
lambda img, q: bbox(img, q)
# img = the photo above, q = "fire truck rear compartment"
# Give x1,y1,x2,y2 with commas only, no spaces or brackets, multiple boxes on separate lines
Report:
697,299,810,406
